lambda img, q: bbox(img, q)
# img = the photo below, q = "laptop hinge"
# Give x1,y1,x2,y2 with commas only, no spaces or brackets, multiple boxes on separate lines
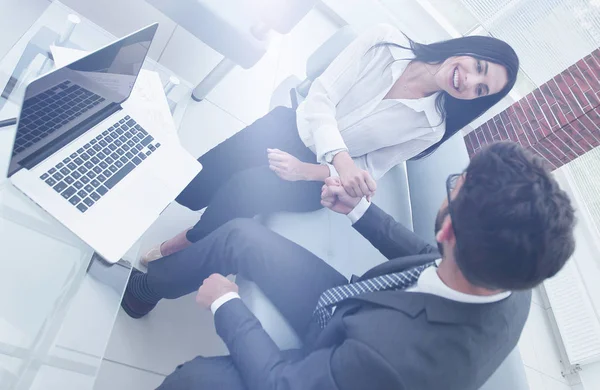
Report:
18,103,122,171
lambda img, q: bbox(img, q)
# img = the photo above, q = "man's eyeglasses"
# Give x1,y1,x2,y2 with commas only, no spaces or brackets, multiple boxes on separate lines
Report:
445,173,463,243
446,174,462,197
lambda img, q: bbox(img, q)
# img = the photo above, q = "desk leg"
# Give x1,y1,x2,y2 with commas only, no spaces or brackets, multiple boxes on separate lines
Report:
0,28,58,111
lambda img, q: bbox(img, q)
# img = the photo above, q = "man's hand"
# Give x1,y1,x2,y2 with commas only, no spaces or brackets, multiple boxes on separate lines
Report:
196,274,239,309
321,177,362,215
332,151,377,198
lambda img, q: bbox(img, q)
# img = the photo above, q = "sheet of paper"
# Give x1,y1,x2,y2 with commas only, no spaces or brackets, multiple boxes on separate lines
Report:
50,45,87,67
49,46,179,143
123,70,179,144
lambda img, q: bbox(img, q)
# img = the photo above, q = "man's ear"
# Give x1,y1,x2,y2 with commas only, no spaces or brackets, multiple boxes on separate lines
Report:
435,215,456,245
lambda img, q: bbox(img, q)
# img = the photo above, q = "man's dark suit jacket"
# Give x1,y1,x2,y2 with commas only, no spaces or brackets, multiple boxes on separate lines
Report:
215,204,531,390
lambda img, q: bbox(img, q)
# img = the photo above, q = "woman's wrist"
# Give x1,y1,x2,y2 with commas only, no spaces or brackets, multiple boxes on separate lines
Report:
301,163,330,182
332,151,353,172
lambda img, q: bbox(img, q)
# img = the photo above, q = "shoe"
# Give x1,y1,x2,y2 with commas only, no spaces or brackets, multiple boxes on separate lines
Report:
121,269,157,319
140,244,163,266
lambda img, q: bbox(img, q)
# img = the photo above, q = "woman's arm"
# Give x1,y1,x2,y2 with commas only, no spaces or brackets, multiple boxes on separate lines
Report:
301,163,331,182
332,151,377,197
268,149,330,182
296,24,398,164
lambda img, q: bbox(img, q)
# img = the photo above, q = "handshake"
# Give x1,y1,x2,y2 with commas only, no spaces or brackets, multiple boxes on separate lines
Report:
320,177,365,215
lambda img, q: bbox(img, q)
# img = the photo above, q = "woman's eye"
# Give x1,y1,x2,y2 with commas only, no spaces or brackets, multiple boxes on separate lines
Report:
477,61,482,73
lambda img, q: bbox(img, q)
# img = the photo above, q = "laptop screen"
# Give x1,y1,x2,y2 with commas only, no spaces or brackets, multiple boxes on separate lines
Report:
8,24,157,177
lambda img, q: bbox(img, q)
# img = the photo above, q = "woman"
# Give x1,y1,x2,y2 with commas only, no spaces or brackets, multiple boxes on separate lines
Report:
142,23,519,263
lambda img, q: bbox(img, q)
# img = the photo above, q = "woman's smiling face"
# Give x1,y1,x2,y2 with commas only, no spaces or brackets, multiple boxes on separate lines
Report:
435,56,509,100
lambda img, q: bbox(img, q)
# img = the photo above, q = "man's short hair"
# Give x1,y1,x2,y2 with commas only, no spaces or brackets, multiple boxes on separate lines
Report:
452,142,575,291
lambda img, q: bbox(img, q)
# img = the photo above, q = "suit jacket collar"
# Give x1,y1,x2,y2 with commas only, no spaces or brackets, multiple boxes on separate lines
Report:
358,253,440,281
350,252,520,327
346,290,510,326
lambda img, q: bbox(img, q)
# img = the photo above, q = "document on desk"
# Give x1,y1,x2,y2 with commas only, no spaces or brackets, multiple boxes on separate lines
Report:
50,45,179,144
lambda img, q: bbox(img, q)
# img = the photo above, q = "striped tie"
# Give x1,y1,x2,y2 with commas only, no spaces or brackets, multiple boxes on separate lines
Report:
313,262,436,328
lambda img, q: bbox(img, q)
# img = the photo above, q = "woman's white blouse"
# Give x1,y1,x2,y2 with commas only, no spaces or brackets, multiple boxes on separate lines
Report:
296,23,445,180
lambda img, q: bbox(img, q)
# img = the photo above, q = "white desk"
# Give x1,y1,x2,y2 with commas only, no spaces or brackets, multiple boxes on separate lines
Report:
0,2,193,388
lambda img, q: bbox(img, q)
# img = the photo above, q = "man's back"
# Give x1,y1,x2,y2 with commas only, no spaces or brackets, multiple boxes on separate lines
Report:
313,286,531,390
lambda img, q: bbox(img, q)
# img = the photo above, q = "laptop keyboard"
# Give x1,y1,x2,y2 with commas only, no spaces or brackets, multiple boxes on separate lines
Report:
13,80,105,156
39,115,161,213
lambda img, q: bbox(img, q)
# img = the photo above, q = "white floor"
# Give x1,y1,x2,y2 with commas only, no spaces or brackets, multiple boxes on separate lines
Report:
0,1,580,389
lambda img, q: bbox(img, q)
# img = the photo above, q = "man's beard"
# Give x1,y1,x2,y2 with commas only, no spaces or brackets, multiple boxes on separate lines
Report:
434,206,450,256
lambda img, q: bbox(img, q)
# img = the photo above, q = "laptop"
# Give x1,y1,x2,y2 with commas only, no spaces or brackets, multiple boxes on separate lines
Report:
7,24,201,263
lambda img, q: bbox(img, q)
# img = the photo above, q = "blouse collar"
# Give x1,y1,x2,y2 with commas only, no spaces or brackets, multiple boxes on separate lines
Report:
387,38,445,133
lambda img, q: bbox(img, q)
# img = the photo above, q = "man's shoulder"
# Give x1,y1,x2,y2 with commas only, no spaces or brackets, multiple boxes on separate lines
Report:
504,289,533,328
335,291,530,389
348,288,530,330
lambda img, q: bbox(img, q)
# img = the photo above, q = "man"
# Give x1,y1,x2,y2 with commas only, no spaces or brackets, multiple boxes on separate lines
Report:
122,142,575,389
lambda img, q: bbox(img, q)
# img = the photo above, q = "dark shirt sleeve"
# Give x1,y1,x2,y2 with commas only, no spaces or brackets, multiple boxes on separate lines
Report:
214,298,402,390
353,203,437,260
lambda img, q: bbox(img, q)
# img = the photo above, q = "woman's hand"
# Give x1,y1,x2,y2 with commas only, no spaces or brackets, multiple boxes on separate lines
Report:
268,149,311,182
333,151,377,198
321,177,361,215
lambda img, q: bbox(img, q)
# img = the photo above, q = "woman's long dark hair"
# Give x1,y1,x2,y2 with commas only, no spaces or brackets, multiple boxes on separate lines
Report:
379,35,519,159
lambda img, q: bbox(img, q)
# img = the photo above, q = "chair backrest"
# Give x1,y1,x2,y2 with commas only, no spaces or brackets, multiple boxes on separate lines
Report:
406,132,470,242
297,25,358,97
